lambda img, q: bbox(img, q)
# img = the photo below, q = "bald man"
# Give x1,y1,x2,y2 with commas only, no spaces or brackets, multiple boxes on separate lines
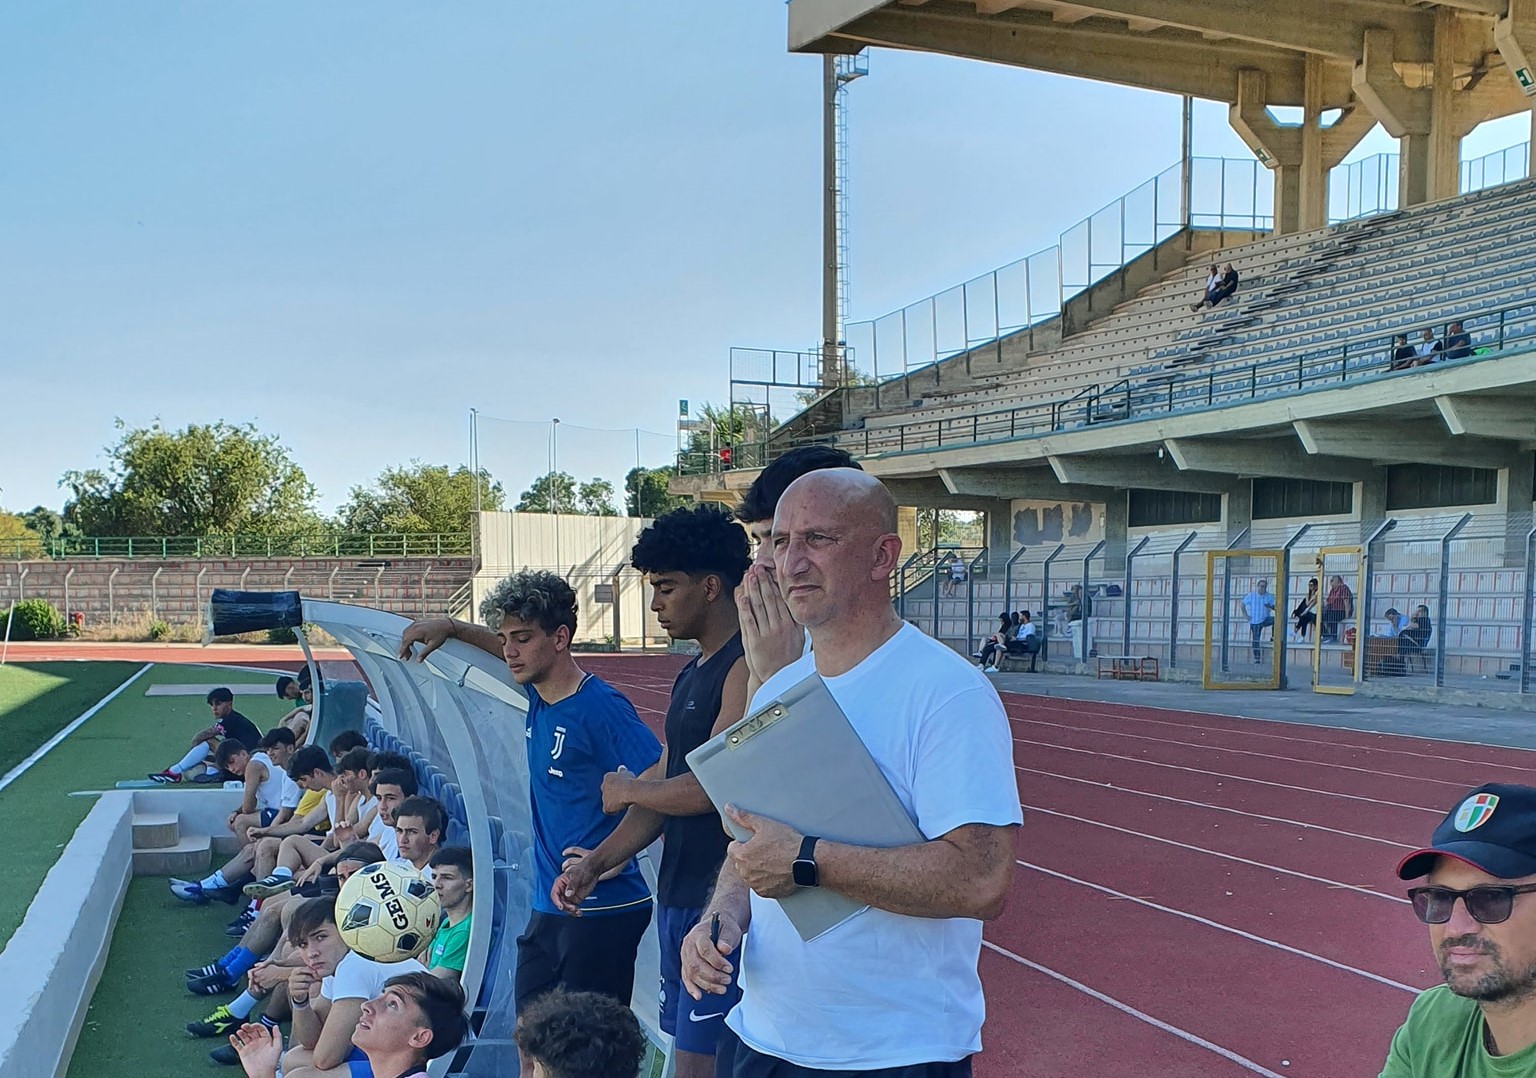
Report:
680,470,1023,1078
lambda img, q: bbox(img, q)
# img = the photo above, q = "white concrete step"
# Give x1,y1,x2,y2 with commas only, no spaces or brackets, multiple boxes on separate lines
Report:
131,812,180,850
133,834,211,877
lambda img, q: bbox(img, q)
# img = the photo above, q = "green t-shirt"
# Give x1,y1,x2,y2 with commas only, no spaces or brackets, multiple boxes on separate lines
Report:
1381,985,1536,1076
427,912,471,973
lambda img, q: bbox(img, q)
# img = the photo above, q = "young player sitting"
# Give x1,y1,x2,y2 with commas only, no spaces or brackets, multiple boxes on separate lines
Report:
276,896,429,1078
424,846,473,985
229,971,467,1078
514,988,646,1078
244,746,373,899
149,687,265,784
193,843,385,1060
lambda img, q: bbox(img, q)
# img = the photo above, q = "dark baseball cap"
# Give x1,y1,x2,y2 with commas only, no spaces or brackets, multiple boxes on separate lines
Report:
1396,783,1536,880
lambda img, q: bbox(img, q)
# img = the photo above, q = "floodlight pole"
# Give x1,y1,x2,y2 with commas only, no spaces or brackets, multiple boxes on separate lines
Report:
823,55,840,386
1180,95,1194,229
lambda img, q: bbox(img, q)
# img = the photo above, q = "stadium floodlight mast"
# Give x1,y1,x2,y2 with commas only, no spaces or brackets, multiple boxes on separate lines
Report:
822,52,867,389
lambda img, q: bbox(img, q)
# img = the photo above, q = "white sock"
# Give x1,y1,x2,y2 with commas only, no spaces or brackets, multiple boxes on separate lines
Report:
200,870,228,890
271,867,292,880
172,743,211,775
228,991,261,1020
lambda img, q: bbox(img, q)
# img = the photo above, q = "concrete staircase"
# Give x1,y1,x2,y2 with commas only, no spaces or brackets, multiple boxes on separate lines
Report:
131,810,211,877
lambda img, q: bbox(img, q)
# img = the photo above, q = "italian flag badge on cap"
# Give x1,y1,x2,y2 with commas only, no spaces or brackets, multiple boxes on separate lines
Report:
1454,792,1500,832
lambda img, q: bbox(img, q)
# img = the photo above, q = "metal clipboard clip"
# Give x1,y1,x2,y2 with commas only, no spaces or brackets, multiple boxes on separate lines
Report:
726,703,788,749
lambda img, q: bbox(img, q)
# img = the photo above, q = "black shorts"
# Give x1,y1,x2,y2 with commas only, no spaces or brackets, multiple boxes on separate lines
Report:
715,1026,972,1078
514,905,652,1008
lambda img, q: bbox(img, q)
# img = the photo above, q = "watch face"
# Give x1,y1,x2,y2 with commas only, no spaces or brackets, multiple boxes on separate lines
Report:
793,858,817,886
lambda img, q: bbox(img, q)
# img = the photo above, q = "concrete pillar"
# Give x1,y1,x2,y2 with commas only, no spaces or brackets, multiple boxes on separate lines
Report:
897,506,919,560
1103,492,1129,574
1230,66,1372,235
1357,468,1389,524
1502,452,1535,568
983,501,1014,560
1494,0,1536,178
1428,7,1463,203
1224,481,1253,547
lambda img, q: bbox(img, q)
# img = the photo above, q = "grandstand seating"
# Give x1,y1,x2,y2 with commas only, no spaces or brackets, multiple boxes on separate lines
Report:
831,178,1536,452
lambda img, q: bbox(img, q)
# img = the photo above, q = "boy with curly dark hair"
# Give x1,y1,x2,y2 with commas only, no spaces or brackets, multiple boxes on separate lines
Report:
514,988,646,1078
549,504,749,1078
398,570,661,1008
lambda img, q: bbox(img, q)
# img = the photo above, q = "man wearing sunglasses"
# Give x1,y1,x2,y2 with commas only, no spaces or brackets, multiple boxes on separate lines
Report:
1382,783,1536,1075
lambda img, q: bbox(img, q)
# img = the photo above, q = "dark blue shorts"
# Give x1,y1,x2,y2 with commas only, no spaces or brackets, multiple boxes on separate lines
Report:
658,905,740,1055
345,1044,372,1078
259,808,279,827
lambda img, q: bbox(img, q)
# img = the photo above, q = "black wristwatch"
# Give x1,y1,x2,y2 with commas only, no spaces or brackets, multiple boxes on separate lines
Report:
792,835,820,888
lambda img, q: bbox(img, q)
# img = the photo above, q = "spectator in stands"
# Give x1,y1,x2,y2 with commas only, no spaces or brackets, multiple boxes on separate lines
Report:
191,842,387,1051
149,686,264,784
1191,263,1221,311
1242,579,1276,664
1413,327,1443,365
1390,334,1418,371
976,612,1013,670
1399,604,1434,665
1003,609,1042,672
551,503,749,1078
1322,575,1354,643
1379,784,1536,1075
681,470,1020,1077
275,896,428,1078
1443,321,1474,361
1292,578,1319,640
943,555,967,597
391,795,445,874
398,570,661,1008
514,988,646,1078
733,445,863,700
231,972,466,1078
425,846,474,985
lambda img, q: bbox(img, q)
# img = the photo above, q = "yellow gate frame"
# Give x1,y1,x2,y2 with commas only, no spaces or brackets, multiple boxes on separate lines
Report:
1312,545,1367,696
1202,549,1285,691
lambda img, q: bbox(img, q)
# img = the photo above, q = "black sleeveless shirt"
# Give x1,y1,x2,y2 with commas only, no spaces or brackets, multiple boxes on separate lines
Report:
656,632,745,908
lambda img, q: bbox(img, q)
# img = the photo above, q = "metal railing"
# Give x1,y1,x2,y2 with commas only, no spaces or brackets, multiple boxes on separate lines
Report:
0,532,475,561
680,295,1536,472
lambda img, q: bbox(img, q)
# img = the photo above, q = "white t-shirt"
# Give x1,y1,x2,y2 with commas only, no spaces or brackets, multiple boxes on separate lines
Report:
321,950,426,1002
250,753,297,813
322,790,338,830
727,623,1023,1069
369,811,400,860
1017,622,1037,641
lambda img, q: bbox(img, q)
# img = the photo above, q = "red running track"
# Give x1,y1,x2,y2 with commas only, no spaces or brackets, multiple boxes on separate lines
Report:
30,645,1533,1075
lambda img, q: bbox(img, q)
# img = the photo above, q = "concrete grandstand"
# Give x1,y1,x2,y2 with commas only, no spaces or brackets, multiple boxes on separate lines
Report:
676,0,1536,705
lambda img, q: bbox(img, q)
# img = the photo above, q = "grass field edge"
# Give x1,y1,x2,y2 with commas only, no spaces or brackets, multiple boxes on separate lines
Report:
0,662,153,795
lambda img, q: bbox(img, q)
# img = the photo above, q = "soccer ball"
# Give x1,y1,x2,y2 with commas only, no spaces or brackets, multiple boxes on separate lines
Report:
335,861,440,962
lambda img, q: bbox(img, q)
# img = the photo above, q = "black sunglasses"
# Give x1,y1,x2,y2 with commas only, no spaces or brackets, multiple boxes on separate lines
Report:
1408,883,1536,925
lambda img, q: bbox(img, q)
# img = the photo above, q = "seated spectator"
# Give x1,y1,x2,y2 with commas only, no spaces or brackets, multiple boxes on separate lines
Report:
1292,578,1318,639
191,843,386,1051
230,972,467,1078
1413,327,1442,364
1379,784,1536,1074
244,746,366,899
424,846,474,985
1442,320,1473,360
1321,575,1353,643
943,556,967,597
1399,604,1433,660
1191,263,1221,311
148,687,264,784
1001,610,1041,673
274,897,428,1078
1389,334,1418,371
976,612,1013,670
514,988,646,1078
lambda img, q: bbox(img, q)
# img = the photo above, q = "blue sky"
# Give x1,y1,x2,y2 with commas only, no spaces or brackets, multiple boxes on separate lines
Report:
2,3,1528,519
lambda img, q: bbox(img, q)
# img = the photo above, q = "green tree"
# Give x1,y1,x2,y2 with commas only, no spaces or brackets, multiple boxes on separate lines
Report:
21,506,74,544
340,462,503,534
62,421,317,536
683,403,774,470
624,466,688,517
516,472,578,513
576,479,618,516
915,509,983,550
0,512,43,557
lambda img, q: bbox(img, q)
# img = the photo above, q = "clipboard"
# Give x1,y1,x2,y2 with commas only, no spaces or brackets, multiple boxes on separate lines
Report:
685,672,924,941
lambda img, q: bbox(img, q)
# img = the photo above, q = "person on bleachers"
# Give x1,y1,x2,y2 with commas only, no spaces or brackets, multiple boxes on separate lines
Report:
551,503,750,1078
1292,578,1319,640
1003,609,1042,672
1390,334,1418,371
274,897,428,1078
513,988,646,1078
976,611,1013,670
1398,604,1434,666
230,971,466,1078
1192,263,1238,311
1412,327,1443,365
1191,263,1221,311
398,570,662,1009
424,846,473,986
191,842,386,1053
680,470,1020,1078
1442,321,1473,360
148,686,265,784
1242,579,1276,664
1321,575,1354,643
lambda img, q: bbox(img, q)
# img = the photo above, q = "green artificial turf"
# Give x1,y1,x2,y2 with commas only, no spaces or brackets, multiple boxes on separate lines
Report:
0,661,139,775
0,662,295,949
66,875,242,1077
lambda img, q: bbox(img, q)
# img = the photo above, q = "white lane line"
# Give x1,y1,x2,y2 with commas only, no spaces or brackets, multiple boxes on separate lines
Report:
1021,803,1409,904
1016,735,1442,814
1014,714,1473,788
1019,860,1424,994
0,662,153,794
1018,764,1417,850
1001,692,1536,772
981,940,1291,1078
